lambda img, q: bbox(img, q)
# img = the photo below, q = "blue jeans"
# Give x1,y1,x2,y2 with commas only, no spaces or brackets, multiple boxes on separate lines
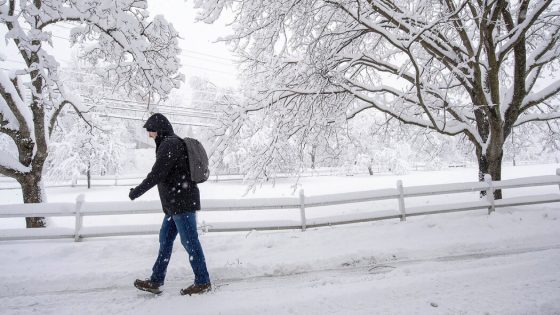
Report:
150,212,210,285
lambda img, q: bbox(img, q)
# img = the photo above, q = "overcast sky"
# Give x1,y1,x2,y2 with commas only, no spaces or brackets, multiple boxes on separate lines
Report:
149,0,239,88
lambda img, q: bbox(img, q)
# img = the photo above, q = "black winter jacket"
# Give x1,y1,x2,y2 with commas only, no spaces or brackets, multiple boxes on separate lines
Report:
129,113,200,214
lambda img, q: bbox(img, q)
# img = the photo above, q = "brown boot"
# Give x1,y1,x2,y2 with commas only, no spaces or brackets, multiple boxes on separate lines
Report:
134,279,162,294
180,283,212,296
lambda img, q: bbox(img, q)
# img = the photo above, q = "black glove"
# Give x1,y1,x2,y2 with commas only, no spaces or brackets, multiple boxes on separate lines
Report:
129,188,136,201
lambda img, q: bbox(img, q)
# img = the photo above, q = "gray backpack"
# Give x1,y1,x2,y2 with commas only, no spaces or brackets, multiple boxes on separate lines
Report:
182,137,210,183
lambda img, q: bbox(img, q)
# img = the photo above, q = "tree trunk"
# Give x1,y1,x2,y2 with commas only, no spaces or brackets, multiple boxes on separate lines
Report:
87,164,91,189
310,145,316,169
511,129,517,166
476,145,504,200
18,173,47,228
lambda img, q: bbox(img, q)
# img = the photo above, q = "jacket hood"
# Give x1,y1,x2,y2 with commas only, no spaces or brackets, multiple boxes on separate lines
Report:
143,113,174,136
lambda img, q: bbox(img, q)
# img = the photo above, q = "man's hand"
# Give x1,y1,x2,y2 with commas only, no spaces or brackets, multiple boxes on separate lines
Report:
129,188,136,201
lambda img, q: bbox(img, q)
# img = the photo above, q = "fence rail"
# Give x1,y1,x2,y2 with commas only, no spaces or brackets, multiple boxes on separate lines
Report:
0,170,340,189
0,162,553,189
1,169,560,241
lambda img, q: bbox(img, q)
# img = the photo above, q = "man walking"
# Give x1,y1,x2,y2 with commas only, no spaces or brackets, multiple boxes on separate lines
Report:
129,113,211,295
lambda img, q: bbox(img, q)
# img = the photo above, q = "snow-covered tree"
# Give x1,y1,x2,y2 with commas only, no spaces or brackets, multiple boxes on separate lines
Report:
196,0,560,199
502,120,560,165
0,0,182,227
345,114,458,175
46,113,131,187
187,76,230,140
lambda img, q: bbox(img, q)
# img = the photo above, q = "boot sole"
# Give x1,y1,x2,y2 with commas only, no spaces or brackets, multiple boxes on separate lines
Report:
180,287,211,296
134,283,162,294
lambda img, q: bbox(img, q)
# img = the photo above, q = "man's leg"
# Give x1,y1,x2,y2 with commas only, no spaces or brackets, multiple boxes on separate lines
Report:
150,214,178,285
173,212,211,285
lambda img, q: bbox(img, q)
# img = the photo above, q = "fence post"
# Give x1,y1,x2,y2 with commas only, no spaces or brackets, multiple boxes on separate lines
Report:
556,168,560,191
485,174,495,214
114,175,118,186
71,174,77,187
397,180,406,221
202,220,209,234
74,194,85,242
299,189,307,231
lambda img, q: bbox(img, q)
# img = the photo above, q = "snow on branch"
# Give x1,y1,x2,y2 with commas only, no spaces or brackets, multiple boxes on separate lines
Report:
524,24,560,89
35,1,184,99
497,0,553,62
341,81,471,137
522,80,560,110
514,112,560,127
0,151,31,176
0,70,32,134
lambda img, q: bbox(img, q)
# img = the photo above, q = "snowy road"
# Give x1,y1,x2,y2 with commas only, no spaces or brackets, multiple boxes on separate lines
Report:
1,224,560,314
2,245,560,314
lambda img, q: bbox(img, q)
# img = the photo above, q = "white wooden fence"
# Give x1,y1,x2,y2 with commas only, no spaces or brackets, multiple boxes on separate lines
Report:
0,171,334,189
1,169,560,242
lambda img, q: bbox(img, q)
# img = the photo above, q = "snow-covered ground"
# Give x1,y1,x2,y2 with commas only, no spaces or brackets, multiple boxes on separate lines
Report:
1,164,560,314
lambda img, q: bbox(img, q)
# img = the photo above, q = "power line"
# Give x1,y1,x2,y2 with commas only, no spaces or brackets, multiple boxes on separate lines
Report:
179,54,233,66
67,78,240,97
98,113,216,127
99,104,219,119
80,90,237,109
81,96,227,116
5,21,237,64
0,67,239,106
105,110,217,122
71,80,238,98
5,30,237,69
4,56,238,78
183,63,237,76
44,22,236,63
50,33,72,41
98,106,218,120
47,23,74,31
180,46,235,62
96,96,224,112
